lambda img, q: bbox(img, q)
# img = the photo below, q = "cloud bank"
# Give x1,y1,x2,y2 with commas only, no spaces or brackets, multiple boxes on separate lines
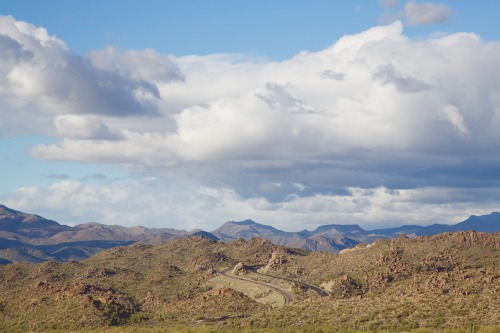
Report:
2,15,500,230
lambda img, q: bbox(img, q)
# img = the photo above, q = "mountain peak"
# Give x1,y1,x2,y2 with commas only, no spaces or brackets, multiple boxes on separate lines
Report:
212,219,283,241
233,219,257,226
312,224,366,235
0,205,25,220
454,212,500,233
0,205,61,229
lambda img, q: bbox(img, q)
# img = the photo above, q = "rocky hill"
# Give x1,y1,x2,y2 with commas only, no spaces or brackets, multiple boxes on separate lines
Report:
0,232,497,332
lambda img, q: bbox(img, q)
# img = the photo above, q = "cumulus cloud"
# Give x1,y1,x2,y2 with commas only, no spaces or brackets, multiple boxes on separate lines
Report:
25,21,500,196
54,114,123,140
3,16,500,228
32,131,174,165
29,20,500,172
88,47,184,83
0,15,185,133
404,1,452,26
0,34,33,64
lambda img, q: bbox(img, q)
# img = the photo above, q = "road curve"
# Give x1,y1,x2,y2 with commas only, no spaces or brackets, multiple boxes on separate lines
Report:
219,268,294,304
251,267,330,297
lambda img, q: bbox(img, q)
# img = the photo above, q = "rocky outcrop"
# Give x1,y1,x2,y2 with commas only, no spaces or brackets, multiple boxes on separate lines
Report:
321,274,364,297
260,249,289,274
232,262,251,275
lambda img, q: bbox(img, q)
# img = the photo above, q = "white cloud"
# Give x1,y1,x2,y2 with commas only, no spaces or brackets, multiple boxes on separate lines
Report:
27,20,500,170
404,1,452,26
440,105,470,138
4,180,500,231
31,131,174,165
87,46,184,87
54,115,123,140
3,16,500,228
0,15,182,135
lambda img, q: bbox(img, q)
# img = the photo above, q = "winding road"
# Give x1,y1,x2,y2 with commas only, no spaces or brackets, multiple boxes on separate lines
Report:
219,268,294,304
218,266,330,305
252,269,330,297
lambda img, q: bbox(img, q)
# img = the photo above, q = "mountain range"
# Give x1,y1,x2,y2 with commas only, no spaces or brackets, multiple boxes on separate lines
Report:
1,204,499,263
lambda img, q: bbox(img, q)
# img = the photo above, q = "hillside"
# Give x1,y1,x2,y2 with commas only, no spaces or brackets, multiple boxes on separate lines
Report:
0,232,498,332
248,231,500,332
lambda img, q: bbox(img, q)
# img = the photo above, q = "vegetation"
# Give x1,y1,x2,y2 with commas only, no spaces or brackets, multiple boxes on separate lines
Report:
0,232,498,332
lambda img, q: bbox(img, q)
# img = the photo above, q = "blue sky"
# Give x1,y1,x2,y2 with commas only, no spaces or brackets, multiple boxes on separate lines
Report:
4,1,499,59
1,1,500,231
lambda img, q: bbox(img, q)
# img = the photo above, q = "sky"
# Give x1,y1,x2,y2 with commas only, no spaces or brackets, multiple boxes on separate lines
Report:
1,1,500,231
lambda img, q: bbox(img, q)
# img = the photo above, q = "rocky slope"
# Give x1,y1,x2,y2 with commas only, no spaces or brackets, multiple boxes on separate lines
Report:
0,232,497,332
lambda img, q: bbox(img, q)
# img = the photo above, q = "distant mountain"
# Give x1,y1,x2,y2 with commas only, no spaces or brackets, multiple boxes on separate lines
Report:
452,213,500,233
0,205,186,263
291,234,359,252
1,204,499,264
368,224,429,237
189,229,219,241
212,214,499,253
0,204,71,238
213,220,286,240
212,220,362,252
306,223,387,244
214,220,311,244
370,212,500,237
308,224,366,236
46,222,183,244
